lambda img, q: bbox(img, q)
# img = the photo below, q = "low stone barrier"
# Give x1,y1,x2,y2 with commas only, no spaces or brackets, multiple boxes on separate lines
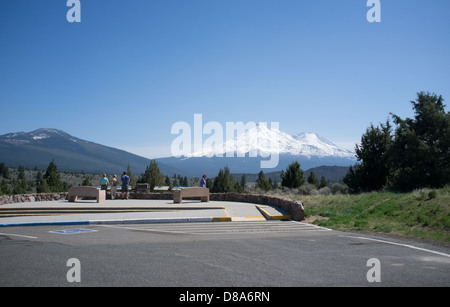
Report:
0,192,68,205
209,193,305,221
0,191,305,221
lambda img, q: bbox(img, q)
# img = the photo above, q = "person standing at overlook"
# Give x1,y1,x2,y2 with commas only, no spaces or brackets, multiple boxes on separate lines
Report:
121,171,130,200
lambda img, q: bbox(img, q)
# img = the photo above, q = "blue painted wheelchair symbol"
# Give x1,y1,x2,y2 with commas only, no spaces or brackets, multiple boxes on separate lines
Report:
50,228,97,234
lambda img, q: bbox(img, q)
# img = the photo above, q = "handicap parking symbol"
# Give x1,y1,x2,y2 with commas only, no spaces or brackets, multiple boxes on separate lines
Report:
50,228,97,235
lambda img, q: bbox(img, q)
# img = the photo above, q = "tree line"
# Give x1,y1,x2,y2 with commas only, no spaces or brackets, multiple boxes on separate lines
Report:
343,92,450,192
0,157,336,195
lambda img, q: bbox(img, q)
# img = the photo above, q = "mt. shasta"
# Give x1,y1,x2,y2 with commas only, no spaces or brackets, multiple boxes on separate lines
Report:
186,124,354,159
160,124,356,177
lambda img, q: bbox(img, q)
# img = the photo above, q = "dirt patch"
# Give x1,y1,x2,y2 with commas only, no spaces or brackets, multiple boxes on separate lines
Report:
304,215,329,223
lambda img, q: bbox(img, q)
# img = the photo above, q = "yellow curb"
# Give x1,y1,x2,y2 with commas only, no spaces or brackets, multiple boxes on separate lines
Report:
212,217,232,222
255,205,292,220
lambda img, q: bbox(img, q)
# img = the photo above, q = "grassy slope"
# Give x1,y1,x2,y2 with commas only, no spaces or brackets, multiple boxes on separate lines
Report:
288,186,450,243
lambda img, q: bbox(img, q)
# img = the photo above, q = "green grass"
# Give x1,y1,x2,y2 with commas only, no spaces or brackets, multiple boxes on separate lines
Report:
288,186,450,243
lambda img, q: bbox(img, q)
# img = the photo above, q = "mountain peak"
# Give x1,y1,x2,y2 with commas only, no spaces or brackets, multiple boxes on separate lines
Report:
0,128,76,144
185,126,354,159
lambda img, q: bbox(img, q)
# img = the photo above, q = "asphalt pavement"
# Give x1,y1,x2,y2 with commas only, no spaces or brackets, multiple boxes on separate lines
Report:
1,198,450,287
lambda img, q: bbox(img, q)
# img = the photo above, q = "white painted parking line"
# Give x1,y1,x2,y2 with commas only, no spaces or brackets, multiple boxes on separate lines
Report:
342,235,450,258
97,224,199,235
97,221,332,235
0,232,38,239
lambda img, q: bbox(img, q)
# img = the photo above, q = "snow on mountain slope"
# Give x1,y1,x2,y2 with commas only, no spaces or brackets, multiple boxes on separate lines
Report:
187,123,354,159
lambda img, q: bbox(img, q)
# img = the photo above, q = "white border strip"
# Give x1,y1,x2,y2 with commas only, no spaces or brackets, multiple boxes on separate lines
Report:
0,232,38,239
343,235,450,258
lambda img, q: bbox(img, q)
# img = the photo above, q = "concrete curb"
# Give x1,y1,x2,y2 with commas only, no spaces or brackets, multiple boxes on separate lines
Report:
255,205,292,220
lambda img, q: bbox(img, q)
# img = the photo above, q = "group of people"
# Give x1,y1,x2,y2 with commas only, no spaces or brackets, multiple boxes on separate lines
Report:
99,171,130,200
99,172,207,201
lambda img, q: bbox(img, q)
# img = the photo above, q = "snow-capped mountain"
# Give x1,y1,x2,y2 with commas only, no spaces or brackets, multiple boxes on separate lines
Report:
187,123,354,159
158,124,356,176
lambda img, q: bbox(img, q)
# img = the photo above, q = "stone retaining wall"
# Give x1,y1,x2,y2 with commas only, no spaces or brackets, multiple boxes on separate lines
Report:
0,193,68,205
210,193,305,221
0,191,305,221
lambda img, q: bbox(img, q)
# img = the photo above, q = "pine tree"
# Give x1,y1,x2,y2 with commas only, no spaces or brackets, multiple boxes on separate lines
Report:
82,175,92,186
240,174,246,190
212,166,237,193
36,178,50,193
173,178,180,187
256,171,272,192
390,92,450,190
43,159,63,192
0,162,10,179
139,160,165,191
1,180,11,195
281,161,305,189
343,120,392,192
319,176,329,189
307,171,319,188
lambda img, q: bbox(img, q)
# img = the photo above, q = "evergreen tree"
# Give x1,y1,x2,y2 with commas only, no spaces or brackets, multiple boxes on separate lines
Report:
139,160,165,191
35,171,43,186
212,166,237,193
173,178,180,187
256,171,272,192
182,176,189,187
1,180,11,195
0,162,10,179
82,175,92,186
346,121,393,192
281,161,305,188
164,175,173,191
307,171,320,188
271,178,279,190
319,176,329,189
43,159,63,192
240,174,246,190
390,92,450,190
206,178,213,190
18,165,25,181
36,178,50,193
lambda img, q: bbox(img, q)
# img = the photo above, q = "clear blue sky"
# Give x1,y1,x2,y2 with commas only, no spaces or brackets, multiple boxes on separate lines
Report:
1,0,449,158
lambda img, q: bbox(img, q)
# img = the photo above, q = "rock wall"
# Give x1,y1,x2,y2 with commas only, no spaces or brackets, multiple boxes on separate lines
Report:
210,193,305,221
0,193,68,205
0,191,305,221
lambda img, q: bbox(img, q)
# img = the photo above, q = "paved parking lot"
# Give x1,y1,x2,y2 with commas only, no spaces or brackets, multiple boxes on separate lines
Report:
1,199,450,288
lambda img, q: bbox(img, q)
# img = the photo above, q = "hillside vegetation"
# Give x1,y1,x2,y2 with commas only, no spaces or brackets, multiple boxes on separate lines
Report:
287,186,450,243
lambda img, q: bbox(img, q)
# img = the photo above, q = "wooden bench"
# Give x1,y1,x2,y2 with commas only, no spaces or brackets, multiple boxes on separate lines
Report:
68,186,105,203
173,187,210,204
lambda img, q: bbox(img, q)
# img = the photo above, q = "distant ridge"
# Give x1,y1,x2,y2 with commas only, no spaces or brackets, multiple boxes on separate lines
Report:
0,128,182,175
0,127,355,178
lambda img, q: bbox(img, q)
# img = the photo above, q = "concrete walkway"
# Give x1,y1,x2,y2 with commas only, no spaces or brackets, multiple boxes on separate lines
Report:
0,199,291,227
